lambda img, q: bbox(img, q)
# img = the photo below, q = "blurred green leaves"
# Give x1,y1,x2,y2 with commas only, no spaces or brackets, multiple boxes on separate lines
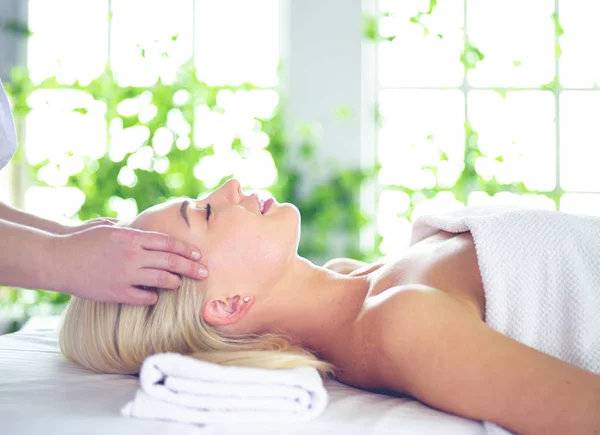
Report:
460,41,485,72
0,19,32,37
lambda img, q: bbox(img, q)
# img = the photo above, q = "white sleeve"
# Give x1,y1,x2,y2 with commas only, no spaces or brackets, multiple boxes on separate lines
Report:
0,78,17,171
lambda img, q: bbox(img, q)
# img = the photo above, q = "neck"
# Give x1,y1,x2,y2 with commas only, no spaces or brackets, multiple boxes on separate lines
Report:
251,256,372,358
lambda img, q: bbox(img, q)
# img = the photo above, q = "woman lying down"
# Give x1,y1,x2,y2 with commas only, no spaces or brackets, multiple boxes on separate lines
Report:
59,177,600,435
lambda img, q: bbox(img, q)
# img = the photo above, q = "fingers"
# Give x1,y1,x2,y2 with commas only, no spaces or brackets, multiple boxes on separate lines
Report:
123,287,159,305
141,251,208,281
138,231,202,262
98,218,119,225
136,268,182,290
78,218,117,231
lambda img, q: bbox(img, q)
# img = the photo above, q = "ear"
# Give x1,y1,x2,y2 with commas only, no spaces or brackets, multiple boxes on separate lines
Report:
202,295,253,326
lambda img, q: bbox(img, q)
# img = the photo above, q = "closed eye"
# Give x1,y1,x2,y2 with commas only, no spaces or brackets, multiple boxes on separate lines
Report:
205,203,212,221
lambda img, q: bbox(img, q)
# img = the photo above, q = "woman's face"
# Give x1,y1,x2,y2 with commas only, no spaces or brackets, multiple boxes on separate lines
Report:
130,178,301,297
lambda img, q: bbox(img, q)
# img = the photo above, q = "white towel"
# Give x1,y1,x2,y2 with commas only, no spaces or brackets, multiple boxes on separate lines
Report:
121,352,329,425
410,205,600,435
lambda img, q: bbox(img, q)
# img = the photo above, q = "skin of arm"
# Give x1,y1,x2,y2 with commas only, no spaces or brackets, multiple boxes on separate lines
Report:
323,257,369,275
375,286,600,435
0,201,67,234
0,218,61,291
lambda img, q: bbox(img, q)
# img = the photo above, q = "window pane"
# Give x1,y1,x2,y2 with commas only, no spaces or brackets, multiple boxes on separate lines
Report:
560,193,600,216
559,0,600,88
378,90,465,189
377,189,413,254
28,0,108,85
25,90,107,166
110,0,194,87
378,218,412,255
194,0,279,87
468,191,556,210
25,187,86,224
410,191,464,220
192,89,279,189
560,91,600,192
468,90,556,190
378,0,431,14
467,0,555,87
378,0,464,87
377,190,464,253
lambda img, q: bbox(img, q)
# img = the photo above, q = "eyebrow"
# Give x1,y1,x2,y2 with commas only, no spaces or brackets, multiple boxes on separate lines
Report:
180,199,190,228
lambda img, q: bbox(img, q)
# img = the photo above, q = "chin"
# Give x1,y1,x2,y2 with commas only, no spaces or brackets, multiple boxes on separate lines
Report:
286,203,301,219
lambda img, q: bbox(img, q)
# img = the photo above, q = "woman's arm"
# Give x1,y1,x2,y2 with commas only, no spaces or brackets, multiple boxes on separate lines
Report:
323,258,368,275
0,201,117,235
0,201,65,234
376,287,600,435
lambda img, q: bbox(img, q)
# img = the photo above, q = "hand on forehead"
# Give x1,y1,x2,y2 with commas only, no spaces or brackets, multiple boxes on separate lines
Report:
131,199,189,237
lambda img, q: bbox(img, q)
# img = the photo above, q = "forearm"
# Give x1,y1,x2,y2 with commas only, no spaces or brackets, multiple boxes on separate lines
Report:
409,314,600,435
386,292,600,435
507,358,600,435
0,218,64,292
0,201,65,234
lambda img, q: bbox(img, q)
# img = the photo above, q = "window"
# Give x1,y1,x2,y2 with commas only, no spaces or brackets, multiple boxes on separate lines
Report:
22,0,279,223
375,0,600,254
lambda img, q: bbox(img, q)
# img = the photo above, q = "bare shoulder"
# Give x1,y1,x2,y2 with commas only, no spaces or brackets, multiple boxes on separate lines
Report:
366,284,482,341
362,285,482,393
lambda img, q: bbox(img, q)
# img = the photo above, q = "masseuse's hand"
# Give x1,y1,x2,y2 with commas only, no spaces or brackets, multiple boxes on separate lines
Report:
51,225,208,305
58,217,119,235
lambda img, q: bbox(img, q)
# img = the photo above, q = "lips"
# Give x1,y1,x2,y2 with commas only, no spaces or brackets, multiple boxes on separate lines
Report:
262,198,274,214
252,194,273,215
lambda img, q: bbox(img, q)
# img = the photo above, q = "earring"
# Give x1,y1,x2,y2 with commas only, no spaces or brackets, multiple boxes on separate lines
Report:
243,296,250,303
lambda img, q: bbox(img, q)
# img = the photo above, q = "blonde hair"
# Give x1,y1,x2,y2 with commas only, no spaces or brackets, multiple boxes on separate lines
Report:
59,277,336,379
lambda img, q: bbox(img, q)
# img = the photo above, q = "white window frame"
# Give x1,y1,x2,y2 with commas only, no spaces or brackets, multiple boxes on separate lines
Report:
280,0,378,257
375,0,600,208
3,0,378,255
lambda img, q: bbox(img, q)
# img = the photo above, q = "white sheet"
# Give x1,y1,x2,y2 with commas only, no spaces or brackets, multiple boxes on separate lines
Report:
0,316,485,435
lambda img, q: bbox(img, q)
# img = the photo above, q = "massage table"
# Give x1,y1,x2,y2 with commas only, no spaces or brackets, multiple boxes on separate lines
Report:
0,315,485,434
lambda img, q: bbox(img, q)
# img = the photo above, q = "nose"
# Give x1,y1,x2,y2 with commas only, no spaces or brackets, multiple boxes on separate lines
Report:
220,178,242,203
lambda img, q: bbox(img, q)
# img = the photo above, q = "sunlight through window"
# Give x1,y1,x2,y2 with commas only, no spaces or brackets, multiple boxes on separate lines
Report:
24,0,279,224
376,0,600,255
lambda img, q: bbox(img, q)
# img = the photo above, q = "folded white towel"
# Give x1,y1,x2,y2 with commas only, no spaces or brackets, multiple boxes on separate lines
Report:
121,352,329,425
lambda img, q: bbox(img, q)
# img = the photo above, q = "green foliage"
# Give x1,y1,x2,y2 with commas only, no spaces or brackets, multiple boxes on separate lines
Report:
408,0,438,37
540,76,560,91
365,0,439,42
364,5,565,219
0,19,32,37
362,13,395,42
362,13,380,42
460,41,485,71
552,12,564,58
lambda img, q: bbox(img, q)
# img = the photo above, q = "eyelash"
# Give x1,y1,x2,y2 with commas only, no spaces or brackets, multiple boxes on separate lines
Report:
205,203,212,221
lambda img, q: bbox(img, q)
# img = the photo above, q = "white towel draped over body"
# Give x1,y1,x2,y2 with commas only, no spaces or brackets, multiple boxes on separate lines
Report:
121,353,329,425
410,205,600,435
